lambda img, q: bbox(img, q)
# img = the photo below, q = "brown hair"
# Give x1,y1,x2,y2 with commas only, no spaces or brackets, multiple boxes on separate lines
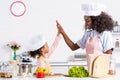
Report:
28,46,44,58
90,12,114,33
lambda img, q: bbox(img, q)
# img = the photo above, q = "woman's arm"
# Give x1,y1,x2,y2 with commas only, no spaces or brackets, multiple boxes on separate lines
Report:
56,20,80,50
105,49,115,75
101,32,115,75
105,49,113,54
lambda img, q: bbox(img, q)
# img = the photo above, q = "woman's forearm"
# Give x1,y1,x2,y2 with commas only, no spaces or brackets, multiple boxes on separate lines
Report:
56,20,79,50
61,30,80,50
105,49,113,54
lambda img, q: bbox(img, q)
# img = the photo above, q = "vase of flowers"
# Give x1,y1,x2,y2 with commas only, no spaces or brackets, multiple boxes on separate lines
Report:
7,41,21,60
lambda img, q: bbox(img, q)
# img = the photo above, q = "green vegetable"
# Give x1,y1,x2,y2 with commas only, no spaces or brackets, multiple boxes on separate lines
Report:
68,66,89,78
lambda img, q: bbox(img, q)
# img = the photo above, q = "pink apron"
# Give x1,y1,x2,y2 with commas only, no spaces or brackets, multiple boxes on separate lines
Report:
85,35,103,65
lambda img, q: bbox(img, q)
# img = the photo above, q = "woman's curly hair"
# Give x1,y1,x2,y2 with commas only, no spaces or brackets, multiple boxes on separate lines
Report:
90,12,114,33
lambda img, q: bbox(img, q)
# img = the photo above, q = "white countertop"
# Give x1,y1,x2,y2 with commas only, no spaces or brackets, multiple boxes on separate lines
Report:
0,75,119,80
1,61,119,80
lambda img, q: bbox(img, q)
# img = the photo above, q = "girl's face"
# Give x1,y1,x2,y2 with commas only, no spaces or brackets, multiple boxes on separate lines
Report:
84,16,93,29
41,43,49,54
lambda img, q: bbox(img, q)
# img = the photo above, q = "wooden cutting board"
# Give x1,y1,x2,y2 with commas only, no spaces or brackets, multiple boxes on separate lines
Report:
88,54,113,78
45,73,64,78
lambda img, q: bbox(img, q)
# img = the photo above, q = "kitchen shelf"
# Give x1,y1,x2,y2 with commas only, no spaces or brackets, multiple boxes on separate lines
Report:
50,62,68,66
112,32,120,35
114,48,120,51
68,60,87,66
50,60,87,66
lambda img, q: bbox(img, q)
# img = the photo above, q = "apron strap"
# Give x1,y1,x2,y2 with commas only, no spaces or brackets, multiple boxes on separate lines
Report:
39,56,51,74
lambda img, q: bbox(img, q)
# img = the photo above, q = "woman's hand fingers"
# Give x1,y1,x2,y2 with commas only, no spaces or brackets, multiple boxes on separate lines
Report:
56,20,60,28
56,20,64,34
56,20,60,27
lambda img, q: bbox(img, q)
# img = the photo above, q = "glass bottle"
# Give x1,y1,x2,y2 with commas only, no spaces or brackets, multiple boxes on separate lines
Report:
115,39,119,48
113,21,120,32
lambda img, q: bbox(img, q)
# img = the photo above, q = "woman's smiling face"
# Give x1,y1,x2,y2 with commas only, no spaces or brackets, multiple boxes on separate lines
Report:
84,16,93,29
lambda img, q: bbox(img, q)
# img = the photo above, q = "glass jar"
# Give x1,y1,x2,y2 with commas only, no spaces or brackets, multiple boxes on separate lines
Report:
0,62,12,78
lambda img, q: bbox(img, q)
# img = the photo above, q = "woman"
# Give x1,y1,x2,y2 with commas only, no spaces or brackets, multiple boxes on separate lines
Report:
56,3,115,75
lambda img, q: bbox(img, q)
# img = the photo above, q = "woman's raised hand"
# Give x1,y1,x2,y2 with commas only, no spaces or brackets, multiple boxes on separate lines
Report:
56,20,64,34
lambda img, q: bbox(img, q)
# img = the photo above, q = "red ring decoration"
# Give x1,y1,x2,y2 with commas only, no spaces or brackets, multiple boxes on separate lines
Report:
10,1,26,17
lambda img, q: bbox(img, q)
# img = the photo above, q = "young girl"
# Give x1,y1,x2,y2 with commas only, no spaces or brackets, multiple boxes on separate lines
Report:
28,31,60,75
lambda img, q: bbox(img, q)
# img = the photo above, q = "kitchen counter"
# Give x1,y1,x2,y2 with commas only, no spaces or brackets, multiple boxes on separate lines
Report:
1,63,120,80
1,61,119,80
0,75,119,80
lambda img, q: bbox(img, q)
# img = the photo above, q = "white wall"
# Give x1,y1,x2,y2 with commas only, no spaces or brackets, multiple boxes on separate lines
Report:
0,0,119,62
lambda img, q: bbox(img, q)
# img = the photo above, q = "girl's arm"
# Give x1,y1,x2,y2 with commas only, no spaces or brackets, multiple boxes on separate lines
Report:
46,30,61,58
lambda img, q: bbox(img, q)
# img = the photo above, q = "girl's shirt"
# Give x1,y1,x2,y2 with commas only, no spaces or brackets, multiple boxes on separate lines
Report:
37,36,61,74
76,29,114,52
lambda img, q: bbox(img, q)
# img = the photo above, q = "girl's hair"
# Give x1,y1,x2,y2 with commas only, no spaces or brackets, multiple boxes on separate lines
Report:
90,12,114,33
28,46,44,58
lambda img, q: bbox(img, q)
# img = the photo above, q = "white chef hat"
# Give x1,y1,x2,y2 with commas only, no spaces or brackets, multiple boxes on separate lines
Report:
27,34,46,51
81,3,107,16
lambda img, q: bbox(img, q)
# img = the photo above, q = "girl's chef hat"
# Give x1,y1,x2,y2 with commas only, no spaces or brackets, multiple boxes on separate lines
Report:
81,3,107,16
27,34,46,51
